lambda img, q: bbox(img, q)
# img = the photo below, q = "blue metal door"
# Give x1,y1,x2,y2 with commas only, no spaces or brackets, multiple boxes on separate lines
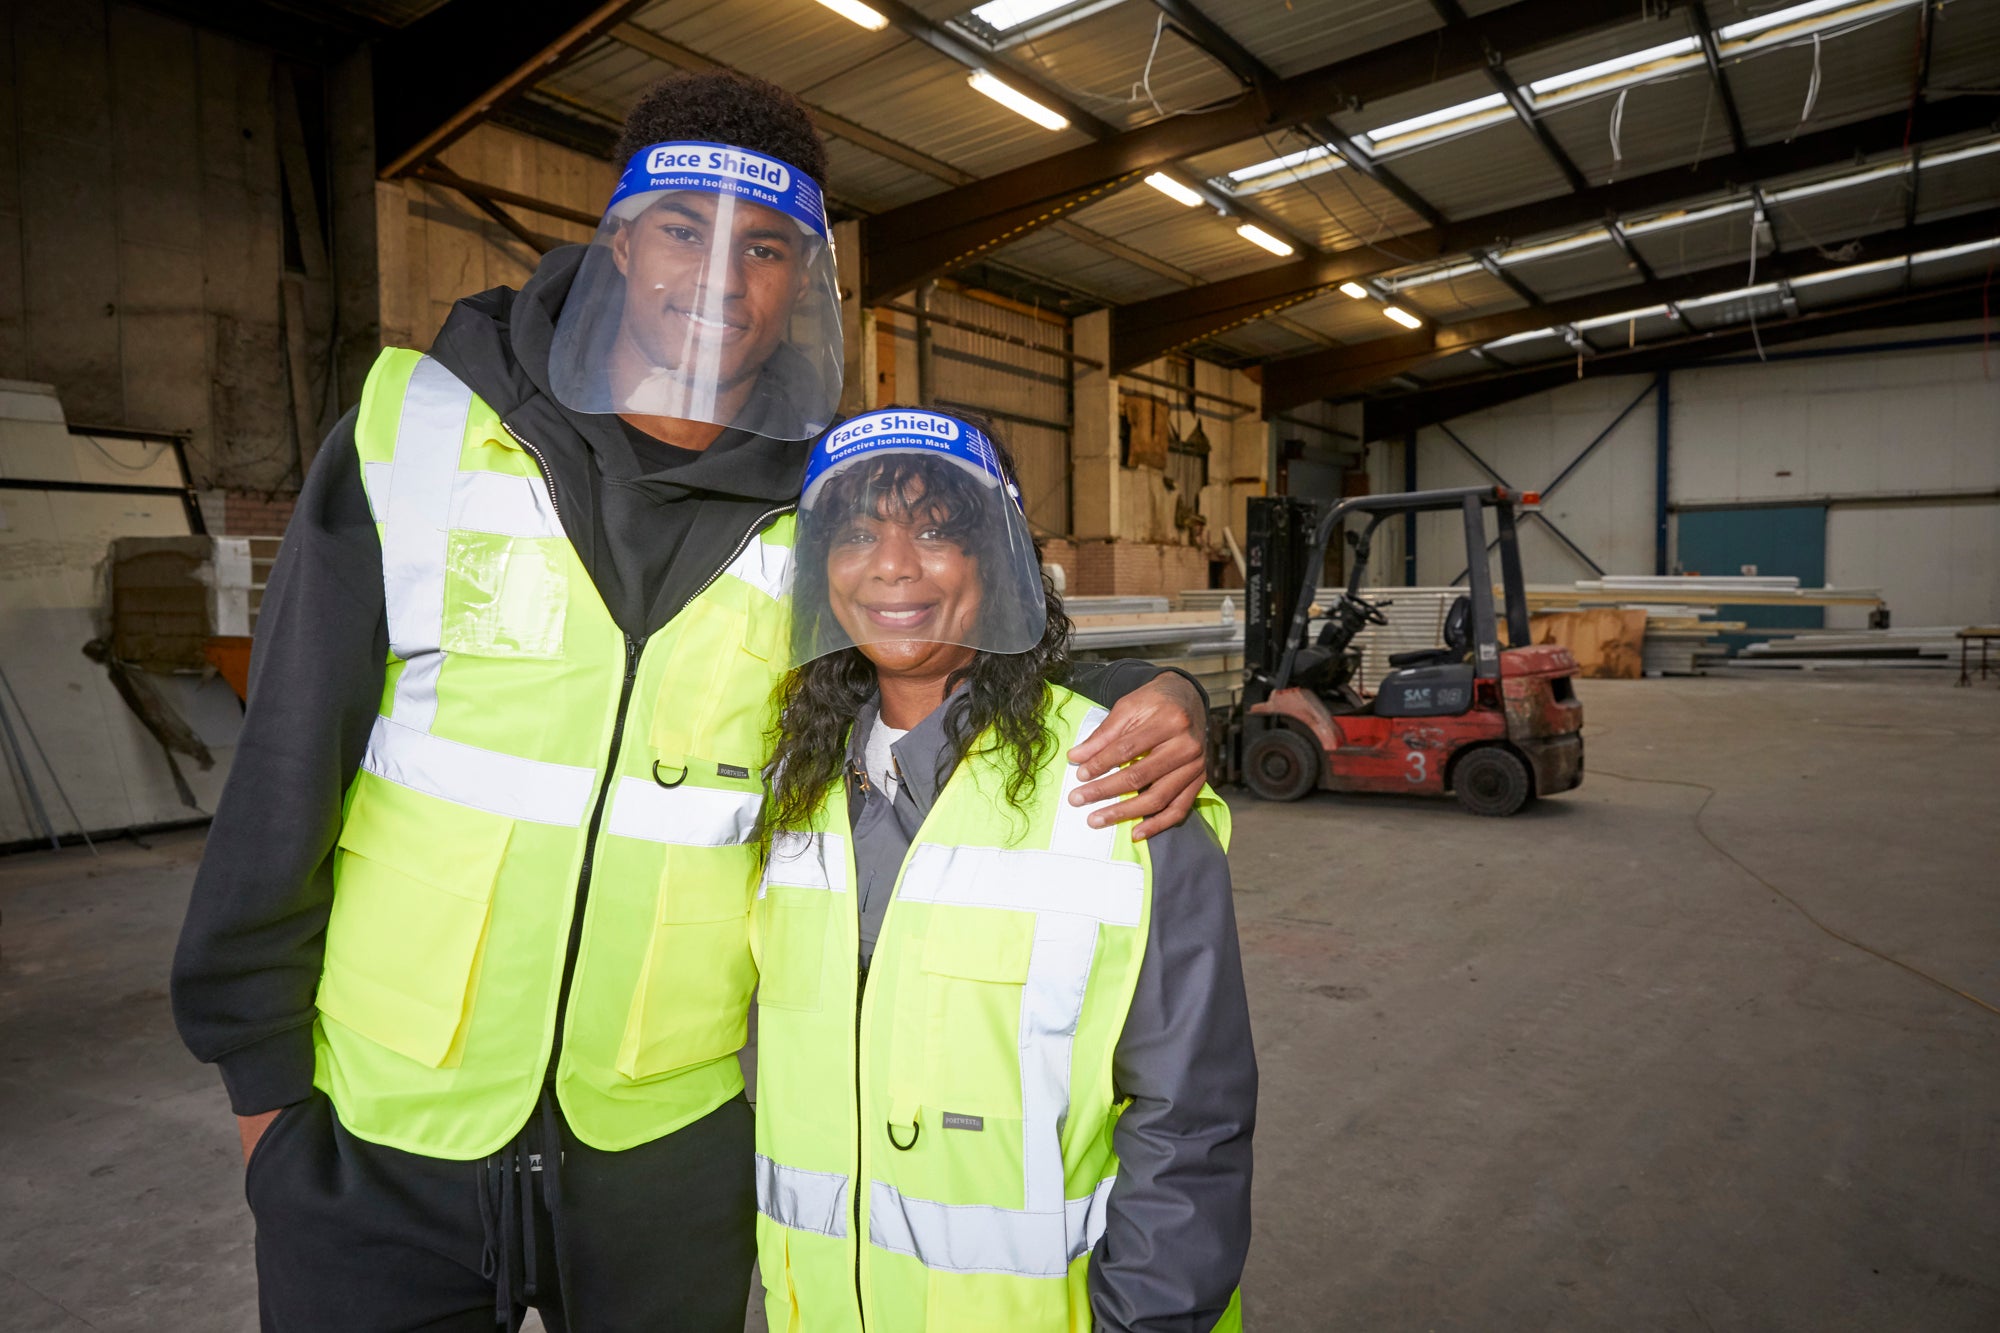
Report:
1675,505,1827,640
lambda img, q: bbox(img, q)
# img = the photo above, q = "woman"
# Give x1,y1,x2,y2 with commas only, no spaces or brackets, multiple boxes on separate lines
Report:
750,406,1255,1332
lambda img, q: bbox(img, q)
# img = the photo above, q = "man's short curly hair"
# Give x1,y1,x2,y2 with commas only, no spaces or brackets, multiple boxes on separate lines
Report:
613,70,828,186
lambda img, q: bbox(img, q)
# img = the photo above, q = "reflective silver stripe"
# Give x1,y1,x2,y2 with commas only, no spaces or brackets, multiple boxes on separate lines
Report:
361,460,394,518
449,470,561,537
867,1177,1116,1278
756,1154,850,1239
1019,910,1097,1214
722,534,793,601
605,776,762,846
757,830,851,899
895,846,1141,926
361,463,560,540
362,715,596,826
1049,706,1116,861
380,356,471,732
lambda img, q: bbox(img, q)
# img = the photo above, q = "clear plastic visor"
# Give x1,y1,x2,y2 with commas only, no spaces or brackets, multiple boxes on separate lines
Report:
547,169,842,440
792,443,1047,667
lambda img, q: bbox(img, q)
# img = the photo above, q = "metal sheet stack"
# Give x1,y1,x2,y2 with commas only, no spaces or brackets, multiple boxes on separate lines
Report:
1067,594,1245,706
1731,628,1963,669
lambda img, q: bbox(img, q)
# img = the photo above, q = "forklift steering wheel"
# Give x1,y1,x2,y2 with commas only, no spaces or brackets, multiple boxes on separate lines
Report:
1356,597,1390,627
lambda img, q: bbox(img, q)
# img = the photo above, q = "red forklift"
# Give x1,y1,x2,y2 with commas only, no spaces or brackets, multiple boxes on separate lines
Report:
1213,486,1584,816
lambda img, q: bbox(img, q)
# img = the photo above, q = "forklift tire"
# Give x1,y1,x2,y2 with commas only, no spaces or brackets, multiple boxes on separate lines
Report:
1244,727,1319,802
1453,746,1532,817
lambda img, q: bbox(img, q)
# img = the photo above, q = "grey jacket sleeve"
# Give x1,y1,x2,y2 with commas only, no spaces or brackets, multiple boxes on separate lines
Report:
1090,811,1256,1332
169,410,387,1115
1067,660,1210,717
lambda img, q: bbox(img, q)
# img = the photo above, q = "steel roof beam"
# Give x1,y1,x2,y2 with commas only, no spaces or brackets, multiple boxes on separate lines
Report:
1150,0,1451,229
1360,277,1991,436
1688,1,1750,156
375,0,649,178
1431,0,1587,193
1108,96,1997,369
860,0,1653,303
1263,204,2000,409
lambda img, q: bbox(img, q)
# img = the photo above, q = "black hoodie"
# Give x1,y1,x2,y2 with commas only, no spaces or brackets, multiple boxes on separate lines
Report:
170,247,1174,1118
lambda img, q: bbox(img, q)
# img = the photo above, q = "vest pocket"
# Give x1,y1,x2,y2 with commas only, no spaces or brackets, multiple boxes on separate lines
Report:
754,886,830,1013
317,779,513,1068
916,909,1036,1118
441,531,567,659
614,849,758,1081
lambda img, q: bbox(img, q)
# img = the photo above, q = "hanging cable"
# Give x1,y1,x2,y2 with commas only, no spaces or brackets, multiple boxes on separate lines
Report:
1747,196,1769,362
1608,87,1630,174
1791,32,1824,141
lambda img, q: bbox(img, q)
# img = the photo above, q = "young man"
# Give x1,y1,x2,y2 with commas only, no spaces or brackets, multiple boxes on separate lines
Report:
171,71,1212,1332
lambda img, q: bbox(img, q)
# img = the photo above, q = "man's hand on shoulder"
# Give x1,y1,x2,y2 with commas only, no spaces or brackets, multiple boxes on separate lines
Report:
1066,672,1209,841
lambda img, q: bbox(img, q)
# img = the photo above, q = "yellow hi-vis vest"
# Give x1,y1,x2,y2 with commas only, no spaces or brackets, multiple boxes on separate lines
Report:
312,348,794,1158
751,686,1242,1332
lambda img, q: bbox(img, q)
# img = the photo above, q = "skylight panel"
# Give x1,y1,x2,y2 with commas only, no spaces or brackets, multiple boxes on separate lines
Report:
1909,236,2000,266
1716,0,1919,44
1526,37,1702,109
1484,327,1559,350
1359,93,1510,154
1678,282,1784,311
1225,144,1341,193
969,0,1076,31
1573,305,1673,331
1619,197,1756,238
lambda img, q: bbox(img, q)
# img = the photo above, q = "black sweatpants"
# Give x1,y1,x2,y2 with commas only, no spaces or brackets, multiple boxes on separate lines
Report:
246,1088,756,1332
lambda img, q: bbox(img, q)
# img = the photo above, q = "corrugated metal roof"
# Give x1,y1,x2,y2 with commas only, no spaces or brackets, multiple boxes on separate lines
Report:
1912,142,2000,222
1726,11,1926,145
1195,0,1442,82
1927,0,2000,92
1538,72,1718,187
995,0,1246,132
1501,236,1644,302
1243,172,1433,254
1380,124,1571,221
988,228,1185,305
1396,270,1527,322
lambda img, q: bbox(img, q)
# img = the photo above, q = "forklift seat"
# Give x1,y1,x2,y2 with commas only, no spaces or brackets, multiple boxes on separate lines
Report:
1385,595,1471,670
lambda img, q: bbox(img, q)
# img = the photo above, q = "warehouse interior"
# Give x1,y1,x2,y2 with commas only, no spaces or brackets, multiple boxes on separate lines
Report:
0,0,1995,1328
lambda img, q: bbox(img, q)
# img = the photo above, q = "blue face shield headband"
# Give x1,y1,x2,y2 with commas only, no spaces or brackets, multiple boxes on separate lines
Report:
545,140,843,441
792,408,1047,666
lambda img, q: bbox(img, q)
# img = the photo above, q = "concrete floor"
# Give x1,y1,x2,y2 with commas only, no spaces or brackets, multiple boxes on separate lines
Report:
2,674,1995,1331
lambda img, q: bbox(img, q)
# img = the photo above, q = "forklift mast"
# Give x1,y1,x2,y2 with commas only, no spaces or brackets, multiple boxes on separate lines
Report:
1246,487,1538,700
1243,496,1322,703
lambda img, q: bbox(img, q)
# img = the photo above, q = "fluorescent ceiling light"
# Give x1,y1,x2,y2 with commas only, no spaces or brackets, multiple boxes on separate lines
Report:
968,71,1068,130
1383,306,1423,330
969,0,1073,31
1143,172,1203,207
1339,281,1370,299
1787,256,1906,287
1236,224,1294,256
812,0,890,29
1224,144,1340,193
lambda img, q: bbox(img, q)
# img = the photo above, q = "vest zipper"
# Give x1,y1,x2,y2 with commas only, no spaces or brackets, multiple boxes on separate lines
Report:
501,423,563,523
689,502,795,606
547,630,641,1080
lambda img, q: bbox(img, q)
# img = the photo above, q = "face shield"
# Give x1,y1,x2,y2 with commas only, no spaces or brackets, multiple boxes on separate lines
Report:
547,140,843,441
792,409,1048,666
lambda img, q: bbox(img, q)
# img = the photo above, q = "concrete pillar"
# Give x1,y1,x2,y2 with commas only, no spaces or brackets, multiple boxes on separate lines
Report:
1071,309,1121,540
834,220,877,418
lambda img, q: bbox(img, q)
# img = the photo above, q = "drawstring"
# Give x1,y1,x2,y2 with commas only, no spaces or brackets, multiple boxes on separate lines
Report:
477,1092,568,1329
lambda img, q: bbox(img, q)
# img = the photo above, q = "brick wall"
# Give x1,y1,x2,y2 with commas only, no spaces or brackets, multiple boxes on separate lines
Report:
1071,540,1212,598
221,491,298,537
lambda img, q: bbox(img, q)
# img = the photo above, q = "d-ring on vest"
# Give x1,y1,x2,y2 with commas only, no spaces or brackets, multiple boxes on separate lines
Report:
313,348,797,1159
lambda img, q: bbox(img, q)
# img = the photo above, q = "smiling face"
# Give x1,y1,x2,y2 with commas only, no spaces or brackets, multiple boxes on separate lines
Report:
611,191,811,393
825,469,983,681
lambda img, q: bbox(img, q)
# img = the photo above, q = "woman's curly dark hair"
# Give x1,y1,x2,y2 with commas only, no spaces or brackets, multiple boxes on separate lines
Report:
614,70,827,184
763,418,1071,837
